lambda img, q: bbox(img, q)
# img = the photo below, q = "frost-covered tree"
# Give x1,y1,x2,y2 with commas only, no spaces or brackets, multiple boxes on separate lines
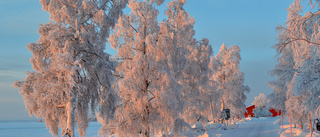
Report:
159,0,215,128
286,92,307,129
159,0,213,125
12,0,128,136
252,93,267,107
212,44,250,119
181,38,214,125
268,45,295,115
207,57,222,123
252,107,272,118
272,0,320,131
252,93,272,118
157,0,215,127
98,0,201,136
99,0,215,136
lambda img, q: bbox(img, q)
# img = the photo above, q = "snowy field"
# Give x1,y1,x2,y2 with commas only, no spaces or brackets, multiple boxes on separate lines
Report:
206,117,280,137
0,121,101,137
1,117,320,137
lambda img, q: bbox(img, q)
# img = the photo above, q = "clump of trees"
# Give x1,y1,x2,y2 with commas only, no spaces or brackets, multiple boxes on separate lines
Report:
252,94,271,117
13,0,249,136
269,0,320,131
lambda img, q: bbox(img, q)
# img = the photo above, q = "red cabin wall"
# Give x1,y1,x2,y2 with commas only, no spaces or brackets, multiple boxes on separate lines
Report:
244,105,281,117
269,108,281,117
245,105,255,117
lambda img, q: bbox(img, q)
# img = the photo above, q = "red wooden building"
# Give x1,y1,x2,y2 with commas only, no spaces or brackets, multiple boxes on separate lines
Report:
244,105,255,117
244,105,281,117
269,108,282,117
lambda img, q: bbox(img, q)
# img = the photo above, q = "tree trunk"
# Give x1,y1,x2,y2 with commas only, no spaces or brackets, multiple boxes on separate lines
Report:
308,113,312,133
299,123,303,129
210,95,215,123
142,118,150,137
66,97,75,137
221,101,225,111
299,118,303,129
282,116,284,127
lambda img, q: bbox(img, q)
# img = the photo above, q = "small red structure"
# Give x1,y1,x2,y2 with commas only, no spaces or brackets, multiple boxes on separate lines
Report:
269,108,281,117
244,105,281,117
245,105,256,117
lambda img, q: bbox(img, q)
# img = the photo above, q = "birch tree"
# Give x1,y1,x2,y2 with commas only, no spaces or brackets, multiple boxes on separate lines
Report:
252,94,272,117
252,93,267,107
212,44,250,119
268,45,295,115
13,0,128,136
181,38,214,125
276,0,320,130
99,0,216,135
98,0,195,136
207,57,222,123
273,0,320,130
160,0,214,126
286,91,307,129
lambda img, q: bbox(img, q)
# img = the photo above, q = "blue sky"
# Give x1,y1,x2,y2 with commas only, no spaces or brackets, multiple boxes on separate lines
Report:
0,0,294,121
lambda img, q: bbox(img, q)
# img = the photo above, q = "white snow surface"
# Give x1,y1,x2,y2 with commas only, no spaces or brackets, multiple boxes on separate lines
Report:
0,121,101,137
206,117,280,137
277,119,320,137
2,117,320,137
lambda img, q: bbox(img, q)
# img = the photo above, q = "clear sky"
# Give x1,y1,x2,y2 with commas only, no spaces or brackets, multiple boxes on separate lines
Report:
0,0,294,121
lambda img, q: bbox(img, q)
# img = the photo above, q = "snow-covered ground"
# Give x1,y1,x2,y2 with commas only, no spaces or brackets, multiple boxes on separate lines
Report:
1,117,320,137
203,117,320,137
276,119,320,137
205,117,280,137
0,121,101,137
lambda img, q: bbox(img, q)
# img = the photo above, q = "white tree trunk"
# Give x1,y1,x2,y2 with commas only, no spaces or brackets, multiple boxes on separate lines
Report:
66,97,75,137
210,95,215,123
221,101,225,111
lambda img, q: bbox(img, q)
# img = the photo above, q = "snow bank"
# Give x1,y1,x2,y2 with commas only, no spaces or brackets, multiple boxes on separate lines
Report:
205,123,222,130
198,133,208,137
227,123,238,129
274,118,280,124
204,122,239,131
256,117,270,120
280,125,291,129
244,117,266,121
305,132,320,137
234,119,245,124
280,128,303,137
244,117,276,122
279,124,320,137
244,117,252,121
